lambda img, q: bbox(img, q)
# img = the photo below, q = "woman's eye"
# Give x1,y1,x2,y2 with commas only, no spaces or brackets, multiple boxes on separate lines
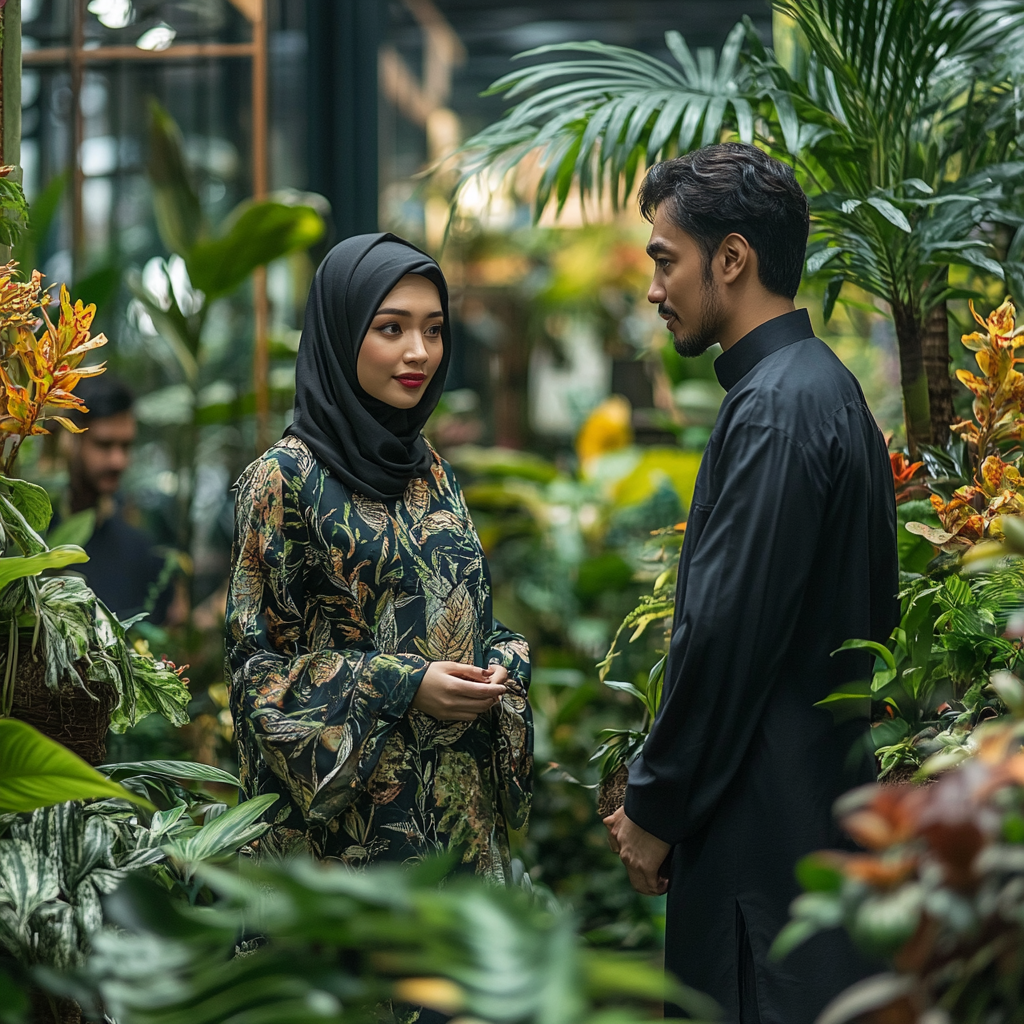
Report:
377,322,401,336
427,324,443,336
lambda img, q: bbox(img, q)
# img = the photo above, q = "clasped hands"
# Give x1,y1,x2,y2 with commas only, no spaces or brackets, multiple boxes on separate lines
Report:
411,660,508,721
604,805,671,896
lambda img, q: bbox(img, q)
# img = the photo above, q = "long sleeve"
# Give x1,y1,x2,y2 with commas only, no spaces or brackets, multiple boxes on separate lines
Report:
485,620,533,830
626,419,828,846
226,452,427,826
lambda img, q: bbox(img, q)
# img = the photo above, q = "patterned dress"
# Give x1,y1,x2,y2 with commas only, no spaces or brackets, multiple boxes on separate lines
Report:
225,435,532,881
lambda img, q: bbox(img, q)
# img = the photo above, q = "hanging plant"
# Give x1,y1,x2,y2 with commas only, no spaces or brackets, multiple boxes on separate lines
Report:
0,261,190,762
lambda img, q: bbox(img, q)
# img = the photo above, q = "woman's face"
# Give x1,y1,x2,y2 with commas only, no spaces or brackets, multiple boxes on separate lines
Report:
356,274,445,409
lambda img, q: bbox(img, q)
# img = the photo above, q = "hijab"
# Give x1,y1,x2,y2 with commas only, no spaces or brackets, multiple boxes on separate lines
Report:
286,232,452,501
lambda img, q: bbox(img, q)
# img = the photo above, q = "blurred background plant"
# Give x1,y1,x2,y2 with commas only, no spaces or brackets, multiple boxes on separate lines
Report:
773,678,1024,1024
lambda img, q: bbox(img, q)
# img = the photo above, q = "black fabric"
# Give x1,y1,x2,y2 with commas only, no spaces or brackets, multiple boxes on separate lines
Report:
82,512,173,625
286,232,451,500
626,309,899,1023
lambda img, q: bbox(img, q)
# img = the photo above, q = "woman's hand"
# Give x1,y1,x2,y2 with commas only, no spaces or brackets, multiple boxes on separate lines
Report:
411,661,507,721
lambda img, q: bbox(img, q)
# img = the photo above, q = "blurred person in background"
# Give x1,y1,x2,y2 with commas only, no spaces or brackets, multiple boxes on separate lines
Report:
225,233,533,887
60,374,183,626
604,144,899,1023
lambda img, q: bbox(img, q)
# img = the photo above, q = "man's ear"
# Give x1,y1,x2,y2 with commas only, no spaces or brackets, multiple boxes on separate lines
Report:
718,233,754,285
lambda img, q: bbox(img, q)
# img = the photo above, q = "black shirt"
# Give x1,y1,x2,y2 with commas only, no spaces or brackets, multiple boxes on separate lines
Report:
626,309,899,1021
82,506,173,625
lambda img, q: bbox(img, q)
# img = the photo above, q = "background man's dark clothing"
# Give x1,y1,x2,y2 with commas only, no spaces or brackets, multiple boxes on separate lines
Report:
77,503,173,624
626,309,899,1023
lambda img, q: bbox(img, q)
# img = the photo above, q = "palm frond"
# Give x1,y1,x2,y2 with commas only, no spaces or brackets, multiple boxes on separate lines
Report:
456,23,755,217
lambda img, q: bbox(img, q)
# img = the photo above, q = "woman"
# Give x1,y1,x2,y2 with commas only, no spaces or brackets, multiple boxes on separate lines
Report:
226,233,532,881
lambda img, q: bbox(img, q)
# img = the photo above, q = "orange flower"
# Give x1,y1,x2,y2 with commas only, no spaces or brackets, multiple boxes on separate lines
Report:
970,297,1018,346
833,852,919,889
891,452,924,487
0,265,107,472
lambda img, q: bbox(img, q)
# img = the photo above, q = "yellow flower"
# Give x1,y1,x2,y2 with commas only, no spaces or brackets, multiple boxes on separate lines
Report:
576,395,633,465
393,978,466,1014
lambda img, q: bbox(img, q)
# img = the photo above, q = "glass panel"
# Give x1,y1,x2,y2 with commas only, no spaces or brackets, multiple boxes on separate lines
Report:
82,0,251,48
22,0,72,48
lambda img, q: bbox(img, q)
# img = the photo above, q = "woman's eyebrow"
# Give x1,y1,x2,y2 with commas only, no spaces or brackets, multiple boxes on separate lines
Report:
373,308,444,318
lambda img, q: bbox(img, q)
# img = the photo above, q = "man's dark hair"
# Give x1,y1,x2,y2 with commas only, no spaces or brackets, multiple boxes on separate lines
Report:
638,143,809,299
67,374,134,428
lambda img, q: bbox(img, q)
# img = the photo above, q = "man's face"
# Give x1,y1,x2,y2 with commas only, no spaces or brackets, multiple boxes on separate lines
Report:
72,411,136,496
646,204,725,358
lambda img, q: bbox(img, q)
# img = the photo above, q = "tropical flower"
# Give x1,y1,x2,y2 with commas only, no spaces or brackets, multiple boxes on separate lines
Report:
0,266,107,472
575,394,633,466
890,451,925,505
951,298,1024,459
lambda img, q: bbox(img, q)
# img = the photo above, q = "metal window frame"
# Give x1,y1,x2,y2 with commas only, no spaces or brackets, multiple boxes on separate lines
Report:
18,0,273,447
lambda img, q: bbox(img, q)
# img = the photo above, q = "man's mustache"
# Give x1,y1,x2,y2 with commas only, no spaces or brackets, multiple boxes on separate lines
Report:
658,303,677,320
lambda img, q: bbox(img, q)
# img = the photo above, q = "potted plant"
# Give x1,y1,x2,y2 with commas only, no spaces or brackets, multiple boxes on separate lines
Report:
0,262,189,763
593,523,682,817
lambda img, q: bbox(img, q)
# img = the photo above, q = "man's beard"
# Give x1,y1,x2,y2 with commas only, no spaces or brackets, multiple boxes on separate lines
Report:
665,272,724,358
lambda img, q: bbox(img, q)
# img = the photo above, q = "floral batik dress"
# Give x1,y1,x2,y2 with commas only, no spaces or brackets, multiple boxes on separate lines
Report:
225,435,533,881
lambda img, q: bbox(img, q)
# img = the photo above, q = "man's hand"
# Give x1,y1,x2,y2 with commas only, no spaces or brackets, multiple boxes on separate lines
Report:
603,805,671,896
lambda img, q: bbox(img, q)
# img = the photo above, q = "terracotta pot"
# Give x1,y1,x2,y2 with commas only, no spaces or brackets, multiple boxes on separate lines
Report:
7,643,117,766
596,763,629,819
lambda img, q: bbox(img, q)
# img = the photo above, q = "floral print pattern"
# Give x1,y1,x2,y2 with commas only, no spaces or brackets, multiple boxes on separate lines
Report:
225,435,532,881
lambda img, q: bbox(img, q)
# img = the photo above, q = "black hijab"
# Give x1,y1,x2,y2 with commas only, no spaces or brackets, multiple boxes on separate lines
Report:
286,233,451,501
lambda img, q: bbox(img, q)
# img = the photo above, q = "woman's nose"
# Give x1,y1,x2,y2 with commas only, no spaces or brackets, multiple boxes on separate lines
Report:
404,332,429,362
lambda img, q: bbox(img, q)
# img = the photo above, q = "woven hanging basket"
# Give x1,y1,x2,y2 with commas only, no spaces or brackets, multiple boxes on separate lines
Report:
6,644,117,766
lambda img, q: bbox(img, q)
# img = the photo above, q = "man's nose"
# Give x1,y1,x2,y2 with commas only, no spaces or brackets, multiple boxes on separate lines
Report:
110,445,131,471
648,279,665,304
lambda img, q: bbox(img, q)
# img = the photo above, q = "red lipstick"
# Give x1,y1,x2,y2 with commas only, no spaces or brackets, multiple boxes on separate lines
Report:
395,372,427,389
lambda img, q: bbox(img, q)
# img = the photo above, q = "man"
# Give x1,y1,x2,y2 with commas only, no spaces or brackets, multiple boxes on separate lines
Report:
604,144,899,1022
61,375,180,625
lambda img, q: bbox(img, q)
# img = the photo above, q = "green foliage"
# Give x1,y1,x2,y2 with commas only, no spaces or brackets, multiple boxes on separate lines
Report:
63,856,714,1024
0,545,87,590
0,175,29,250
775,714,1024,1023
451,447,680,944
11,173,66,279
147,100,203,258
187,200,326,302
0,720,151,813
457,0,1024,448
459,23,753,216
0,472,190,730
821,562,1024,778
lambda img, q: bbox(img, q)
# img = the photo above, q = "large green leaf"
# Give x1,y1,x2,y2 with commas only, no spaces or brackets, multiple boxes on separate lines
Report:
0,477,53,534
186,201,324,301
458,23,755,216
147,99,203,257
46,509,96,549
161,793,277,873
0,719,154,812
0,545,88,589
100,760,241,789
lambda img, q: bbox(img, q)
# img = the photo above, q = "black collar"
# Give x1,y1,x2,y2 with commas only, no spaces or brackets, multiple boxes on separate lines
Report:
714,308,815,392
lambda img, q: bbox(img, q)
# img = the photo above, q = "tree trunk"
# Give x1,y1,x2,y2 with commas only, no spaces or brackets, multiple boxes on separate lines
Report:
922,298,953,448
892,300,931,458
